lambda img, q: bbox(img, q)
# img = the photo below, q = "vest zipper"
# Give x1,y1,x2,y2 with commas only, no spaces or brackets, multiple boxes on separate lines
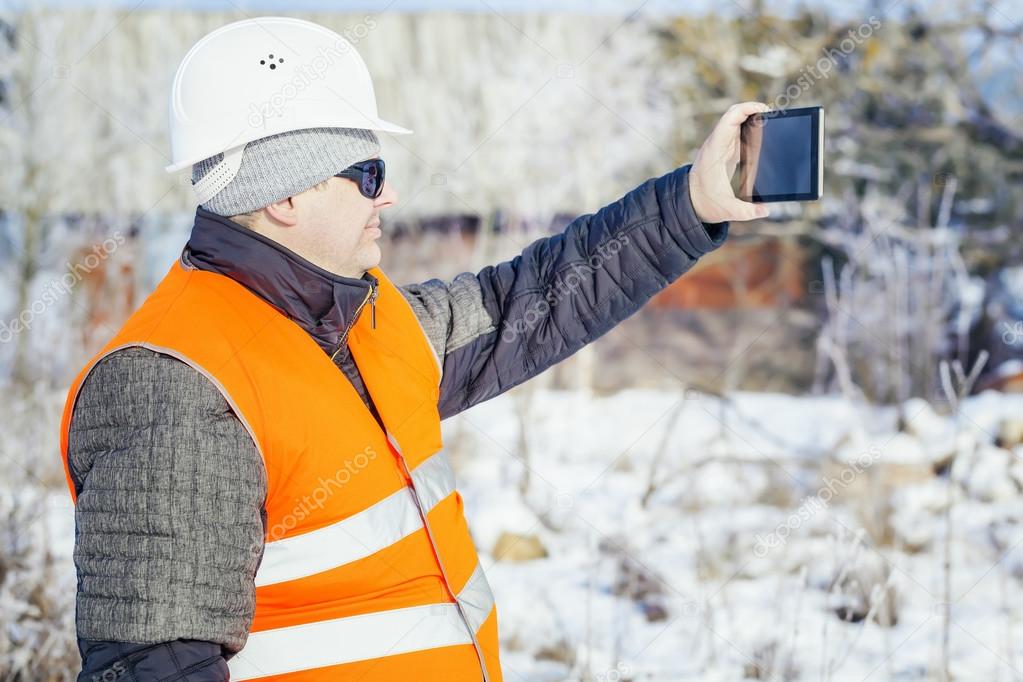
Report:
370,283,377,329
330,280,378,362
387,433,490,682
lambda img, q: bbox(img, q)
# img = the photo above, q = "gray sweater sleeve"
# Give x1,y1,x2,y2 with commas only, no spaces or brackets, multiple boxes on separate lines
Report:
67,346,267,655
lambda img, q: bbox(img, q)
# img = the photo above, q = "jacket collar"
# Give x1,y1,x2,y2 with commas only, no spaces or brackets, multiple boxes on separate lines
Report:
183,207,376,357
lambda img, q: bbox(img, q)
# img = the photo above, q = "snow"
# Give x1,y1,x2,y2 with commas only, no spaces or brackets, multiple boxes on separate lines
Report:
1000,267,1023,309
7,382,1023,678
443,387,1023,681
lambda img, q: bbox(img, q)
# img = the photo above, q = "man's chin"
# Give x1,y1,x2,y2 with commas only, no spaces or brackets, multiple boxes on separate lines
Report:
358,242,383,272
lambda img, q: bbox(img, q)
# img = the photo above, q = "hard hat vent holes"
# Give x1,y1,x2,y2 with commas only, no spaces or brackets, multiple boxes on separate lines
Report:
258,55,285,70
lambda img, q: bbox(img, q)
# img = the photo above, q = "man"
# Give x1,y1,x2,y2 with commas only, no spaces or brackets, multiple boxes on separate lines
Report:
59,16,769,682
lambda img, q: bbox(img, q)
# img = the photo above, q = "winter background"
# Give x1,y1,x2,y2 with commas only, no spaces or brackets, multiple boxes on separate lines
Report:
1,0,1022,680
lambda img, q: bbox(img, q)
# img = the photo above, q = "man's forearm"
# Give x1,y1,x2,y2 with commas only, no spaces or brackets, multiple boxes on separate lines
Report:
401,164,728,418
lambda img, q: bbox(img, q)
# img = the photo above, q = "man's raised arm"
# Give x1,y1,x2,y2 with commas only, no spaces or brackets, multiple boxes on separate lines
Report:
400,102,770,419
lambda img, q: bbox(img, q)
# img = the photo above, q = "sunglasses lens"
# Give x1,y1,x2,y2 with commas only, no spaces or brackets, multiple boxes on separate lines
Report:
339,160,385,199
364,160,384,198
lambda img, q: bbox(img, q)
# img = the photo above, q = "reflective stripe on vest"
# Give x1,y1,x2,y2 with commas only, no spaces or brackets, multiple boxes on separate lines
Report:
255,450,455,587
230,561,495,679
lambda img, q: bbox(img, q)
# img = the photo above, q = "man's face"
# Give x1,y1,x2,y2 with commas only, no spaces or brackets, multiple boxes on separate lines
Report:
293,160,397,278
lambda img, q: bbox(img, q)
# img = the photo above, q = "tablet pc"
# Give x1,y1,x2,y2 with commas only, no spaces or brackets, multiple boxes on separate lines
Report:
736,105,824,203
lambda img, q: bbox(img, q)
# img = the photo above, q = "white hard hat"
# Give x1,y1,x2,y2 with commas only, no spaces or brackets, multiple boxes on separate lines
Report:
165,16,411,183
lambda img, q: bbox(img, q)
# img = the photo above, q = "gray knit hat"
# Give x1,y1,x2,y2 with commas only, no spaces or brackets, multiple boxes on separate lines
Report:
191,127,380,216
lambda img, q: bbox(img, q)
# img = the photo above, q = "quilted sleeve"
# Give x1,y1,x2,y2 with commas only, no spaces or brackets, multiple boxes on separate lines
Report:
66,346,267,658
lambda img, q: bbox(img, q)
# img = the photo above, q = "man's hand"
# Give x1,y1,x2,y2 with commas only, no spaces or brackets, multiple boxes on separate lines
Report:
689,101,771,223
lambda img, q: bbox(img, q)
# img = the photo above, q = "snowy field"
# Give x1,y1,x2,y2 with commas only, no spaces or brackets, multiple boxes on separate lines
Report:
8,223,1015,678
439,388,1023,681
8,384,1023,679
5,382,1022,679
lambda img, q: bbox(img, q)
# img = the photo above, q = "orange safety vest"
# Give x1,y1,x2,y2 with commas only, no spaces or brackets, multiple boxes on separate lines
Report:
59,257,503,681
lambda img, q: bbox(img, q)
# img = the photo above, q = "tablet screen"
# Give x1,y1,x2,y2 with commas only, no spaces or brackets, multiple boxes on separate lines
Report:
737,106,822,202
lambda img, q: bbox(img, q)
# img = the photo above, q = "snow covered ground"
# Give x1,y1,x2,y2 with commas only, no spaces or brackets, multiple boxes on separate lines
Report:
15,386,1023,679
443,388,1023,681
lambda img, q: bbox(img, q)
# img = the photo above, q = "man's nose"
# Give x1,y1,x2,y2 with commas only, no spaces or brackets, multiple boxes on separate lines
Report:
375,181,398,209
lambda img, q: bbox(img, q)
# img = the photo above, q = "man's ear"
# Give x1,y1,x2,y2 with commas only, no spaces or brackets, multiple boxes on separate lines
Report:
263,195,299,227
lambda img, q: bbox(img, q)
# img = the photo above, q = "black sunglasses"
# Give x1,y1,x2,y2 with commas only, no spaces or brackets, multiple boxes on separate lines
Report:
335,158,385,199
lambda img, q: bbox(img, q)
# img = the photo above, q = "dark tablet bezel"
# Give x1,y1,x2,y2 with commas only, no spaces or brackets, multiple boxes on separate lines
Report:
740,105,823,203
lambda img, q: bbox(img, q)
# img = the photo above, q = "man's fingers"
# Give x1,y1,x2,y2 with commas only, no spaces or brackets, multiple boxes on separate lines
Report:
725,196,769,221
703,101,770,160
719,101,771,129
701,102,771,161
689,101,774,223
